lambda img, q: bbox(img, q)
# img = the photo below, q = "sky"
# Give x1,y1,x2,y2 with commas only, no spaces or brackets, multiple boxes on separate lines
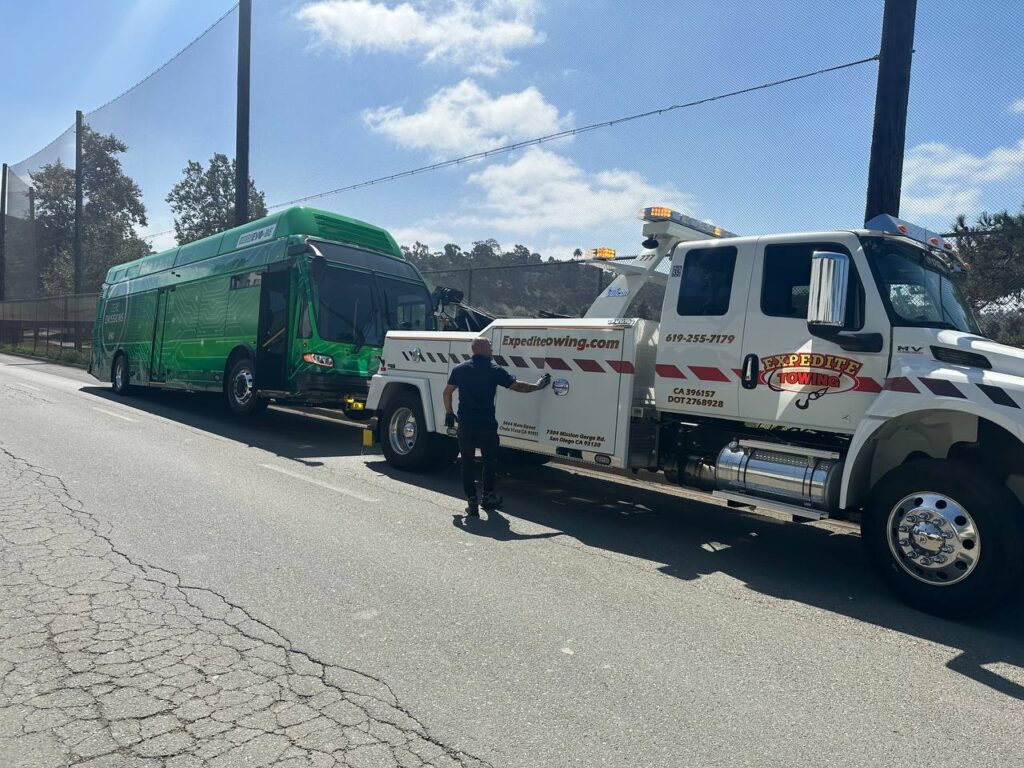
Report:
1,0,1022,258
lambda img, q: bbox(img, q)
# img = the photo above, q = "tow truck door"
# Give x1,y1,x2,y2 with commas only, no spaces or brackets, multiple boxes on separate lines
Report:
737,236,890,433
655,240,754,418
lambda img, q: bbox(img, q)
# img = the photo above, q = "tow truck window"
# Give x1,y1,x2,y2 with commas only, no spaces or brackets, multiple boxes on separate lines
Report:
676,246,737,316
761,242,863,329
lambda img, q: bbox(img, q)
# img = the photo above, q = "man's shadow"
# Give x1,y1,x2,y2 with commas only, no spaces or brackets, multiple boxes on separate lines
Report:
452,506,563,542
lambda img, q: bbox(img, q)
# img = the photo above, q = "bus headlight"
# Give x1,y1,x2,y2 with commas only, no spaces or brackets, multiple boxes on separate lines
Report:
303,352,335,368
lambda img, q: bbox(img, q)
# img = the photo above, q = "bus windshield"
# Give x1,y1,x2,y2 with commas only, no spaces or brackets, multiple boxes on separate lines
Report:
313,266,383,348
861,236,981,335
308,242,434,347
379,277,431,332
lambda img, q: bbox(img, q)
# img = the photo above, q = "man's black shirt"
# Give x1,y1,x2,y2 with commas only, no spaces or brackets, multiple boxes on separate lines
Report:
448,355,516,431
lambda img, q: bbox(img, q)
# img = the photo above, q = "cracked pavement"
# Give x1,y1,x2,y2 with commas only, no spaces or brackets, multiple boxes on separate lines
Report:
3,354,1024,768
0,447,488,768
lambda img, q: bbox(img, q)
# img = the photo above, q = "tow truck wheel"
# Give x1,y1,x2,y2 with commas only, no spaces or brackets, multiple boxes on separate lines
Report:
863,459,1024,618
381,393,434,470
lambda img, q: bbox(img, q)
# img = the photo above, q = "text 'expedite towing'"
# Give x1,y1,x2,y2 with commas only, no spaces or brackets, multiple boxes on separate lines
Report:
365,206,1024,619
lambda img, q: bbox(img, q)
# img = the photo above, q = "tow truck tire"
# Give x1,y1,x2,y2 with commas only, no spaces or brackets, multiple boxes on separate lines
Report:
381,393,442,471
225,357,267,417
111,353,132,396
863,459,1024,618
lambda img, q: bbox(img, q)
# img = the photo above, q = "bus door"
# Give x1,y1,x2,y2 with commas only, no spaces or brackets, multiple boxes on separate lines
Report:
149,287,172,381
256,265,290,392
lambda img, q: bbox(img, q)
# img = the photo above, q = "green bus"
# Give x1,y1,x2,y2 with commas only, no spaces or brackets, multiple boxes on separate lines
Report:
89,207,434,416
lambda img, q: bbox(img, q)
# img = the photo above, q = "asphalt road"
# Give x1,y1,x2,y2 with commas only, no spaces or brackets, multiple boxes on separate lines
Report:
1,352,1022,767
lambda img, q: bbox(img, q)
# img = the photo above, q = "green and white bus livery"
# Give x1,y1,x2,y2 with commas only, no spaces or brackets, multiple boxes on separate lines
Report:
90,207,434,416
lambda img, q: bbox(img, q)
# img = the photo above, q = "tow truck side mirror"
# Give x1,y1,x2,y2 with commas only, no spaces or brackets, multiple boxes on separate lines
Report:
806,250,884,353
807,251,849,328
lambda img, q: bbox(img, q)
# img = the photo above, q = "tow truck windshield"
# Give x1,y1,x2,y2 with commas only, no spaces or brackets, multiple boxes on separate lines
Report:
861,236,981,335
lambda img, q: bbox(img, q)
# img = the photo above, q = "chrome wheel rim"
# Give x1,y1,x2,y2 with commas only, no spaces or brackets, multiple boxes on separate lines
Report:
887,492,980,586
388,407,418,456
232,368,255,407
114,360,125,390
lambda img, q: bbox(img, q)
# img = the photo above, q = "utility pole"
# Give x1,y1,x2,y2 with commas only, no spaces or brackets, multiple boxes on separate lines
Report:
74,110,84,295
865,0,918,222
0,163,8,301
234,0,252,227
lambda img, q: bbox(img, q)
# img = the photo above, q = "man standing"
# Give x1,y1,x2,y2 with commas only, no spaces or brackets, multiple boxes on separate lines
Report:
443,337,550,516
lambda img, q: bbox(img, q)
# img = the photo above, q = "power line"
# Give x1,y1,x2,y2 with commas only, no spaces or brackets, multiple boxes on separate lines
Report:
265,54,879,210
140,53,879,242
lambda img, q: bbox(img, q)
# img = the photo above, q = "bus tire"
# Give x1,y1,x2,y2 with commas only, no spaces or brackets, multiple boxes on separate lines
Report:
862,459,1024,618
111,353,132,396
225,356,266,417
381,393,437,471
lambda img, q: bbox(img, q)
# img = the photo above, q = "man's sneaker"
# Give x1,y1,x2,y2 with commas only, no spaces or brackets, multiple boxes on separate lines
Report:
481,491,502,510
465,497,480,517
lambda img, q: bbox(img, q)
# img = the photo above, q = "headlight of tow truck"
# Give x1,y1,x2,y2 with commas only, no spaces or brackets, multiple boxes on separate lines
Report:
302,352,335,368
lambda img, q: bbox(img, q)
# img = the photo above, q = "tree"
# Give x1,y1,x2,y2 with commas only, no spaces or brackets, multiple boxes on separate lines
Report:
32,125,149,295
30,161,75,295
952,206,1024,346
166,153,268,245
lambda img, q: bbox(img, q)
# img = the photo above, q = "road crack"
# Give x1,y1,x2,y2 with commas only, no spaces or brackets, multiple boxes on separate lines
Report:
0,444,494,768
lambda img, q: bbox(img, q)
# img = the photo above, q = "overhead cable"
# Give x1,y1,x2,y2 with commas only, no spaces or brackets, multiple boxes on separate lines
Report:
140,53,879,241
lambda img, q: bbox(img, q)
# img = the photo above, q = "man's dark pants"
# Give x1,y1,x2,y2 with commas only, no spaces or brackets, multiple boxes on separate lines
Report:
458,427,499,499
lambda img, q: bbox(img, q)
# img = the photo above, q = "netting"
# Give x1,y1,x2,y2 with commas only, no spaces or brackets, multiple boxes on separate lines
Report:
2,1,1021,344
0,6,238,301
80,5,239,291
3,126,76,300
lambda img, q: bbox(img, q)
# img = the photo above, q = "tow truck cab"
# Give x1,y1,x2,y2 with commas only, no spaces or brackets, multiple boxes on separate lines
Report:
367,210,1024,618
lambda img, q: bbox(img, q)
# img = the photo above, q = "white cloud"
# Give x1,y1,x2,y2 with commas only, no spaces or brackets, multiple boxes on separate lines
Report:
364,79,572,158
382,150,695,255
901,138,1024,221
1011,98,1024,114
455,147,695,235
389,225,457,247
295,0,543,75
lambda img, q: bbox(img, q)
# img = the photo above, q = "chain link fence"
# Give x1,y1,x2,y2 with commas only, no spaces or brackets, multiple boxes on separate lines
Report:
419,260,664,320
0,294,98,366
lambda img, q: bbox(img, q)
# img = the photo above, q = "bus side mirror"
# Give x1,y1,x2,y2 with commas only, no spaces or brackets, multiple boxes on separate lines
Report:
288,241,326,281
807,251,849,328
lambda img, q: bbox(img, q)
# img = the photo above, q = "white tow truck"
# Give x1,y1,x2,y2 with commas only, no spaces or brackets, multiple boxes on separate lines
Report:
365,208,1024,617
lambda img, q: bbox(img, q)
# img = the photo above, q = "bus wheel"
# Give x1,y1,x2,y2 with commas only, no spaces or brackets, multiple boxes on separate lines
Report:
862,459,1024,618
112,354,132,396
226,357,266,417
381,393,436,471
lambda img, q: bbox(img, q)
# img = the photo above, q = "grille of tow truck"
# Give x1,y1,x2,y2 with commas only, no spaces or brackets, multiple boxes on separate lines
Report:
930,346,992,370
